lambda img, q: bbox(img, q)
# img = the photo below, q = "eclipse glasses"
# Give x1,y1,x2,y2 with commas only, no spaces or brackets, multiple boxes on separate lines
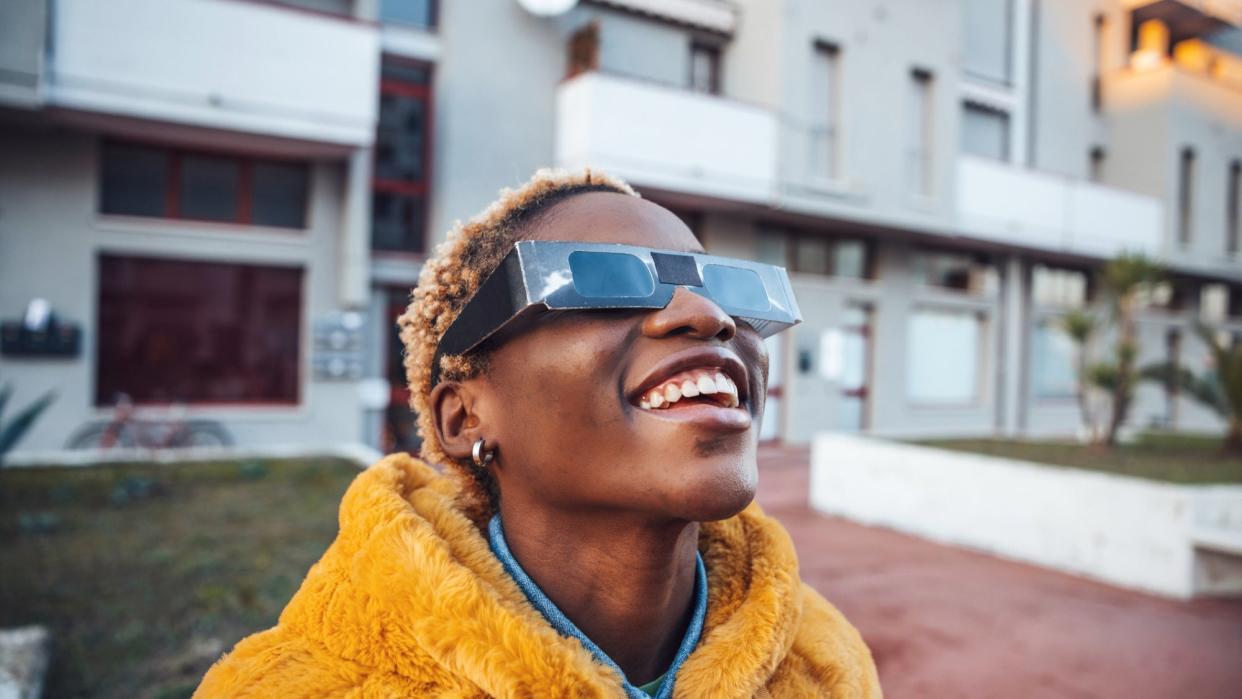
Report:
432,240,802,384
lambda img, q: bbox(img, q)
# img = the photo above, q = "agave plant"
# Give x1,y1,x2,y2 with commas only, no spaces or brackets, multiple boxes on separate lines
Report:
1142,325,1242,453
0,381,56,466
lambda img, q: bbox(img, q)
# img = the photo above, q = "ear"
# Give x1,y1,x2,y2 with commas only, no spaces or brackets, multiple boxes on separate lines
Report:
429,380,486,461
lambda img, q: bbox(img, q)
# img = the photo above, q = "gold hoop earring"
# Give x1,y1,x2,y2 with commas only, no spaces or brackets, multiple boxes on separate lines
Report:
471,438,495,469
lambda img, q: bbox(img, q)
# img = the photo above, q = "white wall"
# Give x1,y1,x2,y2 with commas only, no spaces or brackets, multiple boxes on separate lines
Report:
810,433,1242,598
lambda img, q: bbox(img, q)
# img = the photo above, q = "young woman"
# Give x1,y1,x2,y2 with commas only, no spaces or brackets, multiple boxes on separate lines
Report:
195,169,880,698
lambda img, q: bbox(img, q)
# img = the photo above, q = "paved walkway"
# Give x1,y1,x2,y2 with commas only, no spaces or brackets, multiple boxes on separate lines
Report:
755,444,1242,699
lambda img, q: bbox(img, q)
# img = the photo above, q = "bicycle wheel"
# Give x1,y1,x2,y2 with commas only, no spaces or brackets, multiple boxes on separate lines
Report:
65,422,135,449
181,421,234,448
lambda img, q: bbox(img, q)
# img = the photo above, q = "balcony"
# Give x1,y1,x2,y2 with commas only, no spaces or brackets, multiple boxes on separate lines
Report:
555,71,777,204
955,155,1164,259
589,0,738,34
1106,58,1242,133
46,0,379,146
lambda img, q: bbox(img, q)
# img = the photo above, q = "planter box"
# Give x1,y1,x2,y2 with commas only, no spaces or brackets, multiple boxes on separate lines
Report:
809,434,1242,599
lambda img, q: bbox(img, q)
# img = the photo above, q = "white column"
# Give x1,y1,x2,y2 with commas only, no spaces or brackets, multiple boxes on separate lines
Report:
339,146,373,310
998,254,1027,436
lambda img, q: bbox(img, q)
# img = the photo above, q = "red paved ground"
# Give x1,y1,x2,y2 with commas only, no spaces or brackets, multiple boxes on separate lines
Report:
754,444,1242,699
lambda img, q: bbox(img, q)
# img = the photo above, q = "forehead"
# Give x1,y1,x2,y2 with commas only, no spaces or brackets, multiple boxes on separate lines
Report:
522,191,704,253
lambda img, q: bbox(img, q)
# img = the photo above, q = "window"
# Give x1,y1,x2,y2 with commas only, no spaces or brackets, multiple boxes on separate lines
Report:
913,250,997,295
180,154,240,222
689,42,721,95
1092,14,1107,112
1089,146,1106,183
96,255,303,405
1032,319,1077,399
907,309,983,404
961,102,1010,160
794,237,831,275
373,56,433,254
1178,146,1195,246
98,141,309,229
776,230,873,279
1139,280,1185,311
1228,160,1240,255
909,69,935,197
253,162,313,228
379,0,437,29
1201,283,1229,323
810,41,842,180
962,0,1012,83
1032,265,1089,309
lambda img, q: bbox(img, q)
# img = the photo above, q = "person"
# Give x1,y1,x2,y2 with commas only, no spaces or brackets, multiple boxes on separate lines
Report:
195,169,881,698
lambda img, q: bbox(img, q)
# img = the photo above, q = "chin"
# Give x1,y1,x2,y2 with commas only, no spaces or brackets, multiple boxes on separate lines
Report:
675,450,758,522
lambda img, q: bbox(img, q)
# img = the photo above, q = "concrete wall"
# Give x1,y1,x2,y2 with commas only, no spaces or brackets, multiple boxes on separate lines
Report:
0,128,368,453
748,0,963,237
428,0,702,247
1029,0,1119,178
810,433,1242,598
0,0,47,108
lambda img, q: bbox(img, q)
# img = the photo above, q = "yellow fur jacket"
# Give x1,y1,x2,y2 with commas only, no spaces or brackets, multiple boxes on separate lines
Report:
195,453,881,698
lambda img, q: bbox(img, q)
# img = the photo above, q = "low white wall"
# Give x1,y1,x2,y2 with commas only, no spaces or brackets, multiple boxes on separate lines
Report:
809,433,1242,599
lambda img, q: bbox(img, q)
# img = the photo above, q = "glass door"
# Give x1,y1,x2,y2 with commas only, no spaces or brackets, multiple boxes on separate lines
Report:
838,304,872,432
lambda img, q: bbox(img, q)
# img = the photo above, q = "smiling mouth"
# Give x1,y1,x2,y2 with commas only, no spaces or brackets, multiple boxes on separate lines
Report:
638,367,741,410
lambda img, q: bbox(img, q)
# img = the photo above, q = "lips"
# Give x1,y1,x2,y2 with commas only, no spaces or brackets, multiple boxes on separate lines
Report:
627,347,750,413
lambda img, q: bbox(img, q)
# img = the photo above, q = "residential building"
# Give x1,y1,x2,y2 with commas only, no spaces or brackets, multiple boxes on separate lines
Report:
1,0,1240,455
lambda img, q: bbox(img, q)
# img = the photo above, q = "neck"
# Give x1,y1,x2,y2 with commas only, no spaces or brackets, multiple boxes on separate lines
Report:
497,499,700,686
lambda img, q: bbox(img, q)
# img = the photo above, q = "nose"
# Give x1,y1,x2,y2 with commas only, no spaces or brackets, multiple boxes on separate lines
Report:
641,286,737,342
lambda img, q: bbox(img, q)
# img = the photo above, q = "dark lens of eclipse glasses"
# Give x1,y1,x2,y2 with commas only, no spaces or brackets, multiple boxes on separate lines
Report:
702,264,772,312
568,251,656,297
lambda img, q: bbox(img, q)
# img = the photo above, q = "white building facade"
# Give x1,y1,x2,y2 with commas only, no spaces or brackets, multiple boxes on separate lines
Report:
1,0,1240,454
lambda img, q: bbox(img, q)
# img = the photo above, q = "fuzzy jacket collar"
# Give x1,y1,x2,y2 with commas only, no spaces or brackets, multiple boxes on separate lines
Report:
196,453,881,698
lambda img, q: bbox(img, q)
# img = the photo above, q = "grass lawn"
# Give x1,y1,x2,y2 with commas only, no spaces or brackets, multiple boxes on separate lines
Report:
0,457,362,699
916,432,1242,484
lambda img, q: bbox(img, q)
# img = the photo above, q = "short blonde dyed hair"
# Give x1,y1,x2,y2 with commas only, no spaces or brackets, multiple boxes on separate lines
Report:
398,168,638,519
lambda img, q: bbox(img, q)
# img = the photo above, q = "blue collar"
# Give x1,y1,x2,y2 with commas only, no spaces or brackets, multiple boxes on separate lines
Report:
487,515,708,699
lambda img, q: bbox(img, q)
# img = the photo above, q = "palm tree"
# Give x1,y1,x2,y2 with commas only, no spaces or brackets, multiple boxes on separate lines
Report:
1095,254,1163,446
0,380,56,467
1059,309,1099,441
1142,325,1242,453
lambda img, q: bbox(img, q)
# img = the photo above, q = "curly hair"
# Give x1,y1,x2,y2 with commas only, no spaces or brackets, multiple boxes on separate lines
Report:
397,168,639,522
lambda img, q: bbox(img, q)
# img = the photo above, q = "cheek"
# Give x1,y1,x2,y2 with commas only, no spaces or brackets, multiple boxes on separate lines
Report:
490,332,627,446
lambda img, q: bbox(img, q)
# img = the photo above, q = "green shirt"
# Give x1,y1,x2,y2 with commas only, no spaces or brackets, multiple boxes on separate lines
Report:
636,672,667,697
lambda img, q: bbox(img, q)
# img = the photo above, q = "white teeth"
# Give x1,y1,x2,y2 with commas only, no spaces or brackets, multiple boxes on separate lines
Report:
638,368,744,410
698,375,717,394
664,383,682,403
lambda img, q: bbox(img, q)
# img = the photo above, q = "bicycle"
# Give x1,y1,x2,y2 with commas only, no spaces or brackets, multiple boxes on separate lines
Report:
65,393,233,449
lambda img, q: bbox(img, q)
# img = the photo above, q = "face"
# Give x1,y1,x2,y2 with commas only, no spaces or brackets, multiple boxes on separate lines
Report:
440,192,769,523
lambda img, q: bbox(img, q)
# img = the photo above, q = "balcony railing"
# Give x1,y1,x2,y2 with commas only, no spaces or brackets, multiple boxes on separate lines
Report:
555,71,777,203
955,155,1164,259
46,0,379,146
